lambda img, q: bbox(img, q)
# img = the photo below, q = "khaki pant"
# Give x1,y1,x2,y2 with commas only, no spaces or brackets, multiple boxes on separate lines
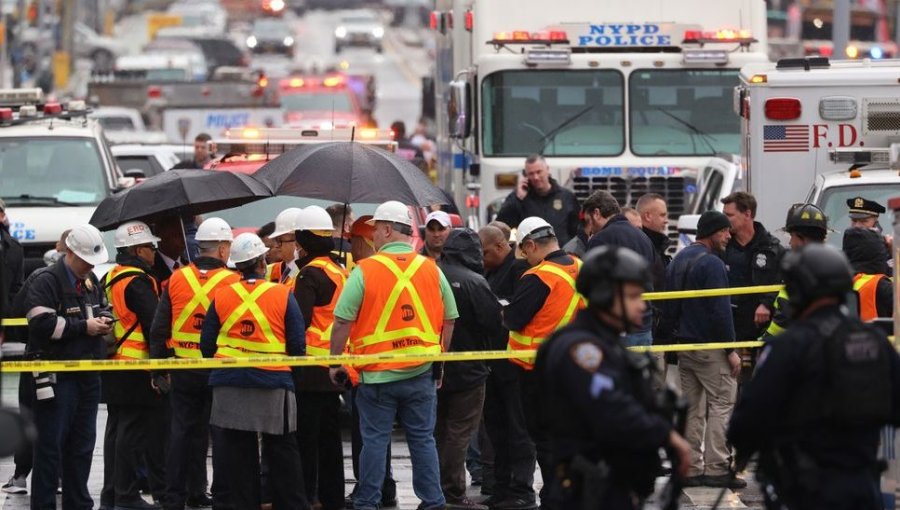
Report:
678,350,737,477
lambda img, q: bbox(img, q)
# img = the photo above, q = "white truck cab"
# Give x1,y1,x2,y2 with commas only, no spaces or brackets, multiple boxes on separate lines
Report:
0,89,128,275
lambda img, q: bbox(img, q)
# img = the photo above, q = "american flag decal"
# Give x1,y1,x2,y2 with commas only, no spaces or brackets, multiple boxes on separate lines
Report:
763,125,810,152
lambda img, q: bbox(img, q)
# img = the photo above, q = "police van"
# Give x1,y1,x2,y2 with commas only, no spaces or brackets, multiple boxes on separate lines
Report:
678,57,900,248
0,89,129,275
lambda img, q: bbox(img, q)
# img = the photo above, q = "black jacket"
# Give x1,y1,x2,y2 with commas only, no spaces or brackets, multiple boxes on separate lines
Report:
843,228,893,318
24,258,107,360
496,178,580,246
1,224,23,317
729,305,900,493
485,250,529,302
642,227,671,292
438,229,504,392
723,222,784,341
293,253,343,393
102,253,163,406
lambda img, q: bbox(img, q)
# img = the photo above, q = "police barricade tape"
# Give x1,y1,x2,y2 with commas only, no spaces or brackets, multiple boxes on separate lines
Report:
0,284,786,329
0,342,767,373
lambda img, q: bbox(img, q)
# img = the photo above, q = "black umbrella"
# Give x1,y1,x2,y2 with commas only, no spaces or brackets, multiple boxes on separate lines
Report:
90,169,273,231
251,142,448,206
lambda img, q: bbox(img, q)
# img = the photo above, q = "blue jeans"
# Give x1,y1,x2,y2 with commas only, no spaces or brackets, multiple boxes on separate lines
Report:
355,371,444,510
624,329,653,348
31,373,101,510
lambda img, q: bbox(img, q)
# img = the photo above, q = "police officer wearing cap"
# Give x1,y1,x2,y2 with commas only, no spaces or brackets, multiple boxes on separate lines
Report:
847,196,893,253
496,216,585,509
536,246,691,510
24,223,113,510
728,244,900,510
764,204,829,338
100,221,165,510
200,233,309,510
149,217,238,510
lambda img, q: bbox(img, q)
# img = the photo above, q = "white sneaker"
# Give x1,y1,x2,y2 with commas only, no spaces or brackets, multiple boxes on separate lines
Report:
1,475,27,494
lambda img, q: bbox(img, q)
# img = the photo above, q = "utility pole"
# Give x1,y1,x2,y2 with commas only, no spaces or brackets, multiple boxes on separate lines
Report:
833,0,850,59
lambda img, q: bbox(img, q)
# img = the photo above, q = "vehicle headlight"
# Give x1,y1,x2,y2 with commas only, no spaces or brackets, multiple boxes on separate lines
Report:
270,0,285,11
246,35,258,48
335,26,347,38
373,27,385,38
283,36,294,46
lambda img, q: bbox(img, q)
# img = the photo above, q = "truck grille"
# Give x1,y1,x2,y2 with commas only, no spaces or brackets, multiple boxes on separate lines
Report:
572,176,689,254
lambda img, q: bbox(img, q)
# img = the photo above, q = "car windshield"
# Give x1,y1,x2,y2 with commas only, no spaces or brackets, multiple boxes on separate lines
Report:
254,20,290,37
97,116,136,131
115,156,161,178
342,16,377,24
818,183,899,248
191,39,244,66
0,137,108,205
281,92,354,113
629,69,740,156
481,70,624,157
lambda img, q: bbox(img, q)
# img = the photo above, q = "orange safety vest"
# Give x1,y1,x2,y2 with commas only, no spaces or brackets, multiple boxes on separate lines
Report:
167,265,240,359
104,265,159,360
349,252,445,373
266,261,297,289
508,259,586,370
213,279,292,372
853,273,891,322
304,257,348,357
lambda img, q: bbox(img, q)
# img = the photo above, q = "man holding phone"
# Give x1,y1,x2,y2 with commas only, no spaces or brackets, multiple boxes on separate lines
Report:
172,133,216,170
495,155,580,246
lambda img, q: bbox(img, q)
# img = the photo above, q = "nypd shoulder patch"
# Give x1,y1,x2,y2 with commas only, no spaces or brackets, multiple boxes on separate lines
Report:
570,342,603,372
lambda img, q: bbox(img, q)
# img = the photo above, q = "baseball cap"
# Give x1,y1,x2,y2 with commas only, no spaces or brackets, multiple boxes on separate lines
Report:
425,210,451,228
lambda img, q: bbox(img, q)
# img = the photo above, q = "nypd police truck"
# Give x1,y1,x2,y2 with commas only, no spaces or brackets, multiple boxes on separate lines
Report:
430,0,769,236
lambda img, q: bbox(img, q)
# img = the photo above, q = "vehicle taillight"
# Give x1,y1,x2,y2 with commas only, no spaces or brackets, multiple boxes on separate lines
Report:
0,108,12,122
430,11,439,30
464,10,473,31
147,86,162,99
765,98,802,120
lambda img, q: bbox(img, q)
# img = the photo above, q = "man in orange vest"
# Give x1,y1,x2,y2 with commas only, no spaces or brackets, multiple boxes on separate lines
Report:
328,200,458,510
101,221,166,510
842,227,893,321
291,206,349,510
149,217,238,510
494,216,585,509
200,233,308,510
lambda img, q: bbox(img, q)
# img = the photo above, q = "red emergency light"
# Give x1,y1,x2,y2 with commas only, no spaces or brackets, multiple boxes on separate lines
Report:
43,102,62,115
430,11,439,30
147,86,162,99
464,10,473,31
683,28,755,45
764,98,802,121
0,108,12,122
491,30,569,44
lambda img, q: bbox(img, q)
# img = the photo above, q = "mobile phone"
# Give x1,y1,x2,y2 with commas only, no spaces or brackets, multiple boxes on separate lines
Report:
105,317,119,324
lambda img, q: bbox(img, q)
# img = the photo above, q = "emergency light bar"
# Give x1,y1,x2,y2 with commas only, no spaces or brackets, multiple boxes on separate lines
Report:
0,88,44,105
682,29,756,46
829,148,890,166
0,91,91,127
490,30,569,46
222,127,394,142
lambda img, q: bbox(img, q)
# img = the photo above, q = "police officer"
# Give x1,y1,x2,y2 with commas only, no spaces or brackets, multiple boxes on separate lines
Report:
24,224,113,510
728,244,900,510
535,246,690,510
149,217,238,510
842,227,893,321
847,196,893,253
266,208,304,288
764,203,828,338
101,221,165,510
200,233,309,510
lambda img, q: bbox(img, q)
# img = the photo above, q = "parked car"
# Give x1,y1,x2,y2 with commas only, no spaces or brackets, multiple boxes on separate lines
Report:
111,144,185,179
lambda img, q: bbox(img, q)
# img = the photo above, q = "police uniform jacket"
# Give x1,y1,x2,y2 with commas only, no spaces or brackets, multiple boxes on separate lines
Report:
495,178,580,246
24,258,107,360
537,309,672,498
723,221,784,341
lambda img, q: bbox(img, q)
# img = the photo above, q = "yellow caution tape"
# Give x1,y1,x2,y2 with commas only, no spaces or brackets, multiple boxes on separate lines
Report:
0,342,766,373
642,284,783,301
1,318,27,327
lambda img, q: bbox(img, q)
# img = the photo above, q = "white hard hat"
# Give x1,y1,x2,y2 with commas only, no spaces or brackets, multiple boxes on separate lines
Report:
368,200,412,227
298,205,334,231
516,216,554,242
195,217,234,242
114,221,161,248
270,207,305,238
230,232,269,264
66,224,109,266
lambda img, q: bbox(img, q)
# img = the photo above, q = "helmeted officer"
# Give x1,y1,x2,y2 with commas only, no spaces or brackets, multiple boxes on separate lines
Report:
729,243,900,510
535,246,690,510
266,208,305,288
763,203,828,338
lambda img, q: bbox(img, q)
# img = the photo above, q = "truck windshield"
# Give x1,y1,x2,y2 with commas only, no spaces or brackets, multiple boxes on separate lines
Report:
0,138,108,206
281,92,354,113
481,70,624,157
819,183,898,247
630,69,740,157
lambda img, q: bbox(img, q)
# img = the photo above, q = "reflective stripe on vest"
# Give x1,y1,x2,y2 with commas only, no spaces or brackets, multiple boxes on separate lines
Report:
168,266,238,359
214,280,290,371
350,253,444,372
853,273,890,322
105,265,157,360
305,257,348,359
763,288,789,338
508,259,585,370
267,262,296,289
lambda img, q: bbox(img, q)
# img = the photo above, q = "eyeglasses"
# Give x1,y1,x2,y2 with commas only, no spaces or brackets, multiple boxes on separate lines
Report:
137,244,157,252
273,237,296,247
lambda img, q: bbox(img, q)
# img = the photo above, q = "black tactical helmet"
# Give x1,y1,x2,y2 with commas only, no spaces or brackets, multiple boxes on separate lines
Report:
781,243,853,314
576,246,651,309
784,203,828,233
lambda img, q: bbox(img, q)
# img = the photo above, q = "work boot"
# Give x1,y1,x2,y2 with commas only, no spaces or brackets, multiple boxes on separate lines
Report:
704,473,747,489
681,475,706,487
446,497,488,510
490,497,538,510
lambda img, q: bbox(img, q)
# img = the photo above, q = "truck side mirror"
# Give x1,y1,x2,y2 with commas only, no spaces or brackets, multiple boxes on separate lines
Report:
448,80,471,139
